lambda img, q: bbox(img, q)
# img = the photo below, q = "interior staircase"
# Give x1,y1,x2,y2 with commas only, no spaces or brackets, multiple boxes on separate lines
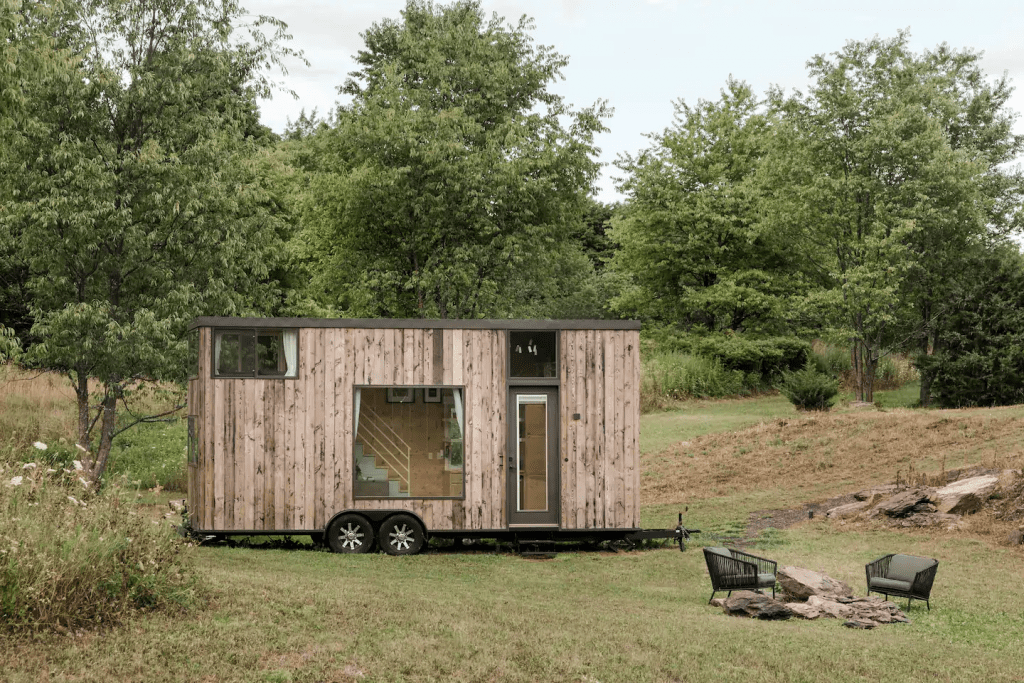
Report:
354,443,410,497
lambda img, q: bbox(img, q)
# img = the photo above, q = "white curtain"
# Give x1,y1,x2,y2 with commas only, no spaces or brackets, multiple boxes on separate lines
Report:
282,330,298,377
213,332,222,376
452,388,464,438
353,388,362,440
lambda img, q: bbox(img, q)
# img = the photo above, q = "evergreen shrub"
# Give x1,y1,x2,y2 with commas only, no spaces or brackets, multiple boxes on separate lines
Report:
779,365,839,411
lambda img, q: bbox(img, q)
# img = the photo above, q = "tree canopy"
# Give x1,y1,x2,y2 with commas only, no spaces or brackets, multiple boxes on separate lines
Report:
1,0,299,482
298,0,609,319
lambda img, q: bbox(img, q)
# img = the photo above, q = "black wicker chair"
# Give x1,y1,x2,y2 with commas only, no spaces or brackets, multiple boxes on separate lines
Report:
865,553,939,610
702,547,778,604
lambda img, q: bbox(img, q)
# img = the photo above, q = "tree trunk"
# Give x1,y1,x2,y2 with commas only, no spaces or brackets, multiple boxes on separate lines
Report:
86,387,118,485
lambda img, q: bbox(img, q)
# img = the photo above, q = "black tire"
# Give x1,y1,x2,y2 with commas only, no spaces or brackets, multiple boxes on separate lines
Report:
379,514,426,555
326,513,375,554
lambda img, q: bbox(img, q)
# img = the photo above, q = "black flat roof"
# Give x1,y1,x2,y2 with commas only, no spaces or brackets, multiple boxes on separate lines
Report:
189,317,641,331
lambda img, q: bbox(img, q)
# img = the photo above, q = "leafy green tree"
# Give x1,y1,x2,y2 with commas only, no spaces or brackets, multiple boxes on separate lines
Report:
301,0,608,319
922,249,1024,407
761,34,999,402
1,0,298,483
609,79,807,334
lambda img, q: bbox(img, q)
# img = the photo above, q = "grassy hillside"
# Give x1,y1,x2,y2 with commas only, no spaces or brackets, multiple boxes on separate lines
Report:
3,367,1024,681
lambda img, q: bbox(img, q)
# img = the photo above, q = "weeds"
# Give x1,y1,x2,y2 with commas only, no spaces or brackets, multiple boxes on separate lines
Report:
640,351,745,411
0,445,203,633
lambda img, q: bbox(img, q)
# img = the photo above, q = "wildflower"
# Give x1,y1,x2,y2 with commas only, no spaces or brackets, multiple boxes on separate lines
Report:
9,476,23,486
72,460,83,471
47,468,56,474
22,462,37,470
75,443,88,453
79,476,91,488
33,441,47,451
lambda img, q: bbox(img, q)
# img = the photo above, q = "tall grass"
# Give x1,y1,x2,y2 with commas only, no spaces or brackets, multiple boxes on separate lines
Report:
640,351,745,411
0,450,203,632
810,341,919,391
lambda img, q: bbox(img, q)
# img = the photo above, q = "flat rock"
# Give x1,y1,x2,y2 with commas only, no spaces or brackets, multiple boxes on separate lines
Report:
721,591,793,620
896,512,964,529
934,475,999,515
785,602,822,619
778,566,854,601
826,501,870,519
868,487,936,519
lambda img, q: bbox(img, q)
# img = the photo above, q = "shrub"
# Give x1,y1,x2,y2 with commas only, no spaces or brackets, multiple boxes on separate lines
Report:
0,448,203,632
640,352,745,411
643,329,810,385
778,365,839,411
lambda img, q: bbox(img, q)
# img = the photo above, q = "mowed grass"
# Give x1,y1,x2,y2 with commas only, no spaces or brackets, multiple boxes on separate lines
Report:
2,529,1023,682
3,378,1024,681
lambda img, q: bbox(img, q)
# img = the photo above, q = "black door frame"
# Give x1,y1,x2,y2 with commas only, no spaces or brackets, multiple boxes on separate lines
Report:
506,386,560,527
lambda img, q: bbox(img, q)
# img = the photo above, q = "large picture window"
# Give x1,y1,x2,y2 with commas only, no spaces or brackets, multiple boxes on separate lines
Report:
353,387,464,499
213,328,298,378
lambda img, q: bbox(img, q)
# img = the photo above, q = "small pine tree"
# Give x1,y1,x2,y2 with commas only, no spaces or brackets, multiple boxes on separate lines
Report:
779,365,839,411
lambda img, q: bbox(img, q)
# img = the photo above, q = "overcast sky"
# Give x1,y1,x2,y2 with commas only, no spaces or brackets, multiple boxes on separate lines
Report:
244,0,1024,203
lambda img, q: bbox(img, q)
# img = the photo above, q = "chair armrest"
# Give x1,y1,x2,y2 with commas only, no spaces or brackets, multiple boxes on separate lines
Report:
730,548,777,576
911,560,939,598
703,549,756,587
865,554,894,587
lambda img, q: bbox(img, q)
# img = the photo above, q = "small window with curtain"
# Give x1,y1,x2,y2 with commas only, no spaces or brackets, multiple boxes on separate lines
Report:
213,328,298,378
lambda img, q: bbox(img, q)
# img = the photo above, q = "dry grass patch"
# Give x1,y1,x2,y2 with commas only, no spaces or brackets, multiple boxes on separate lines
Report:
642,406,1024,509
0,365,78,448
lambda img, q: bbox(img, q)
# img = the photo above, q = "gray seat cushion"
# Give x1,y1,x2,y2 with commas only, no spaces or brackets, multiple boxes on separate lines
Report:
706,547,732,558
720,573,775,588
870,577,912,593
887,555,934,582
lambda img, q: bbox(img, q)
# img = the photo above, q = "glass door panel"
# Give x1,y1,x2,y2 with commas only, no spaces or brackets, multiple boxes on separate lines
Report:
518,396,548,512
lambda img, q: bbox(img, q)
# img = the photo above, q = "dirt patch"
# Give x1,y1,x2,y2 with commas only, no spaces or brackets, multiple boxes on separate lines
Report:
743,493,859,540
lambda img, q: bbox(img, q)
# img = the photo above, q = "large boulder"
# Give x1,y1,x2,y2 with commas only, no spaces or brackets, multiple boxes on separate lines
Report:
721,591,793,620
934,475,999,515
777,566,854,601
867,487,936,519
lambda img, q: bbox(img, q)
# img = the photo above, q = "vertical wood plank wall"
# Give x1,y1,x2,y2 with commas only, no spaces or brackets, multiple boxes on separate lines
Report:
559,330,641,530
192,328,506,532
190,326,639,532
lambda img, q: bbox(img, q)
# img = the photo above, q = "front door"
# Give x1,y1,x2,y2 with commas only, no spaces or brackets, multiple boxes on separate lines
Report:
507,387,559,526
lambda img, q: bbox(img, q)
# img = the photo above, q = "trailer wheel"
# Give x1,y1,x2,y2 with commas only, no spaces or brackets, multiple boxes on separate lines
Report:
379,514,425,555
326,514,375,553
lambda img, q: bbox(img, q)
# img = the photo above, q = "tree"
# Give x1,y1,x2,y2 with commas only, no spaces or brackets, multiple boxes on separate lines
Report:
761,34,999,402
609,79,807,334
301,0,608,319
923,248,1024,407
1,0,298,483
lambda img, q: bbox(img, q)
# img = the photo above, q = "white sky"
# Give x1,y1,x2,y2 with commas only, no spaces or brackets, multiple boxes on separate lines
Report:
244,0,1024,203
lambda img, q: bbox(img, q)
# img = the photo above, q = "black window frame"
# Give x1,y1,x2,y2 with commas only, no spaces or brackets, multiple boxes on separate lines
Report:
508,330,560,386
352,384,467,501
211,327,299,379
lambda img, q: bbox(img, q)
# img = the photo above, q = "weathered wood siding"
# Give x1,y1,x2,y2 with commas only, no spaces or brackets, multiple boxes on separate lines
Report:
191,328,506,532
559,329,641,530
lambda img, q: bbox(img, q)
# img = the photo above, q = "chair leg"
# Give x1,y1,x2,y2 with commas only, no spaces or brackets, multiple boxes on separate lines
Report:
709,590,717,605
926,600,930,611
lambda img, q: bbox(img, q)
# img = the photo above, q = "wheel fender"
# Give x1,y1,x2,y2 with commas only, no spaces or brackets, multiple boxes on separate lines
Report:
326,509,429,538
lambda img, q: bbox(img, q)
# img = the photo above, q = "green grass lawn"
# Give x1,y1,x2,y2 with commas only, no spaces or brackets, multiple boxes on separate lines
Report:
3,525,1022,682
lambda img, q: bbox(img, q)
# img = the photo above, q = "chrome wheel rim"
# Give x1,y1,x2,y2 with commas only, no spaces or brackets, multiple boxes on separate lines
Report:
340,522,365,550
388,524,415,551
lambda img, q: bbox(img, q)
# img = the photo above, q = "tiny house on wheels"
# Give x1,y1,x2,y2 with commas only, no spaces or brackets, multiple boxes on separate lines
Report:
186,318,671,555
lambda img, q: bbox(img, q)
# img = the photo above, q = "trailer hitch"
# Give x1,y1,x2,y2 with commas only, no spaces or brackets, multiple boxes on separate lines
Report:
675,511,701,552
